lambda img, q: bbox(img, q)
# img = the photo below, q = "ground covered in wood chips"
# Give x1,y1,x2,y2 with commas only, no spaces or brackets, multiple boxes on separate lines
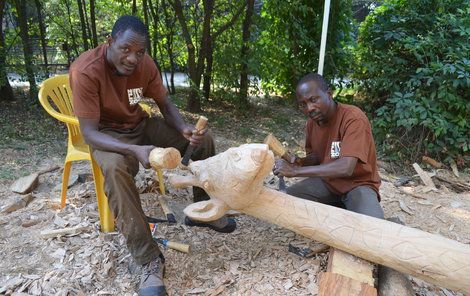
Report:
0,96,469,296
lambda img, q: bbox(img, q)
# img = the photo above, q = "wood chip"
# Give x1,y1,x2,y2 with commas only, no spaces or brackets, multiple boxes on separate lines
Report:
40,225,88,239
450,160,459,178
422,156,442,168
399,200,414,215
412,163,437,190
2,193,35,214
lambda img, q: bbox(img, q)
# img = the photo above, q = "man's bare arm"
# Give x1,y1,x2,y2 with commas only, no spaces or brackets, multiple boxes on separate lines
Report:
78,117,154,168
274,156,357,178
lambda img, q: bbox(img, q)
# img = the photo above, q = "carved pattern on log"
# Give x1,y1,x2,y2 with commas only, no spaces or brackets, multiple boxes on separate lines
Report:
167,144,470,294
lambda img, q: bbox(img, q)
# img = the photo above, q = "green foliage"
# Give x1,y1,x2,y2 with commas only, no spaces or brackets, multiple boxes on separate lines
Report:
254,0,353,97
355,0,470,162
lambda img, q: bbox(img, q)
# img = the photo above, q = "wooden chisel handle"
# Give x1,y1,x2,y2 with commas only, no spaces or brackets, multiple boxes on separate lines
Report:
181,116,208,166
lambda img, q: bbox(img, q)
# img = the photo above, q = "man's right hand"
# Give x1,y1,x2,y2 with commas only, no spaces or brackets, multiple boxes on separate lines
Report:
130,145,156,169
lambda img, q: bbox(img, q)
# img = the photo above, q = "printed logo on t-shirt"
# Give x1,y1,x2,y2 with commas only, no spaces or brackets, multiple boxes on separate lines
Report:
330,141,341,159
127,87,143,105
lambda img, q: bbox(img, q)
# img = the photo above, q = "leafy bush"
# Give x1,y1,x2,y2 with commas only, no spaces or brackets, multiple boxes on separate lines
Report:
254,0,353,96
355,0,470,163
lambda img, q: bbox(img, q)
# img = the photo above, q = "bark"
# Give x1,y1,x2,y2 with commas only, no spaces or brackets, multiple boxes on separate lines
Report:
14,0,38,100
239,0,254,104
162,0,176,94
65,0,79,57
0,0,14,101
34,0,49,77
171,0,198,111
76,0,89,51
142,0,152,56
132,0,137,15
202,2,245,101
89,0,98,47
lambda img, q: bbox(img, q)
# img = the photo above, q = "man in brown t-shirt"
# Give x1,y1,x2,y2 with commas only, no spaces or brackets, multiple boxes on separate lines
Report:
273,73,384,219
70,16,235,296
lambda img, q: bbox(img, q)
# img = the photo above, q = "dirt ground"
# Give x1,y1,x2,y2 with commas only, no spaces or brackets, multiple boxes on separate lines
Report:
0,98,469,296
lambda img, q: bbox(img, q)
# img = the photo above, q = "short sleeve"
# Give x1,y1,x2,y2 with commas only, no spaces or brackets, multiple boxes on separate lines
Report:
70,69,100,119
340,118,371,163
142,56,168,102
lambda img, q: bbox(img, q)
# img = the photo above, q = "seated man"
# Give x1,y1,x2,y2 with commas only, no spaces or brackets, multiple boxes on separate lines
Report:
70,15,235,296
273,73,384,219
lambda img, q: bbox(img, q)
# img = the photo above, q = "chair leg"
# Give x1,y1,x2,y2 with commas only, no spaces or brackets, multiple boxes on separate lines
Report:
90,158,115,232
61,161,72,209
157,169,166,195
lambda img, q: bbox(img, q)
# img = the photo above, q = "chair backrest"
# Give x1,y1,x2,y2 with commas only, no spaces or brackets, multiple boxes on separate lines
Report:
38,74,84,147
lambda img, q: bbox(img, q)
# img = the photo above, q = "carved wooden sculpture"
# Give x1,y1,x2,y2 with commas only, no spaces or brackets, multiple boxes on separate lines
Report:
169,144,470,294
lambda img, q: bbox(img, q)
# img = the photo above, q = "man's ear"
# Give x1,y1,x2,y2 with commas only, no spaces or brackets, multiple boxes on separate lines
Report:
107,35,113,45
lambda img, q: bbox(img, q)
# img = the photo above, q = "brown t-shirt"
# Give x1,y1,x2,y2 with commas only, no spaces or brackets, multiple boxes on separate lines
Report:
69,44,167,129
305,103,381,197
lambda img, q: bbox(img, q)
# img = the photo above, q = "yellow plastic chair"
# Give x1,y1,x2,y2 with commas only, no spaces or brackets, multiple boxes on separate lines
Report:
38,74,165,232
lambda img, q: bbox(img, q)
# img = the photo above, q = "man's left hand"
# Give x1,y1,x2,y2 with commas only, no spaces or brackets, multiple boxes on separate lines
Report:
181,124,208,146
273,159,298,178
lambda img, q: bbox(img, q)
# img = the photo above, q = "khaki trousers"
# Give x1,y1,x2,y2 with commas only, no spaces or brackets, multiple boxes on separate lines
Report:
92,117,215,265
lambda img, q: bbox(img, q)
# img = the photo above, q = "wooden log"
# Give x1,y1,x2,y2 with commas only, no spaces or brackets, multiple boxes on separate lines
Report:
169,144,470,294
327,248,375,287
1,193,35,214
318,272,377,296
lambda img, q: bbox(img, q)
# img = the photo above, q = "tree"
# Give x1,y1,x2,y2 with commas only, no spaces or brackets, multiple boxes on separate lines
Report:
238,0,254,104
89,0,98,47
0,1,15,101
254,0,353,96
14,0,38,100
171,0,245,111
34,0,50,77
76,0,90,51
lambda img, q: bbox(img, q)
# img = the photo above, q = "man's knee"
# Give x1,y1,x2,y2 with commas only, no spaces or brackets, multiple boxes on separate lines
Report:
343,186,384,219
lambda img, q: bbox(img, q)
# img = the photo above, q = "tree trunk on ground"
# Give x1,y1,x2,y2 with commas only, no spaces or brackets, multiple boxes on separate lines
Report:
89,0,98,47
14,0,38,100
76,0,89,51
239,0,254,105
0,1,14,101
35,0,50,77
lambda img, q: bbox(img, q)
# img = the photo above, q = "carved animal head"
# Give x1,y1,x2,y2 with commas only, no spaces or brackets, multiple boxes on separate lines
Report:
170,144,274,221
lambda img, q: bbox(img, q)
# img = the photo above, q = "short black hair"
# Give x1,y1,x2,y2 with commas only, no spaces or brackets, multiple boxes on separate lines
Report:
297,73,329,92
111,15,149,41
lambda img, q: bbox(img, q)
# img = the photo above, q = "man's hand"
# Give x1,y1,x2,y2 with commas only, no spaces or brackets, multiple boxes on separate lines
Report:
130,145,156,169
273,159,298,178
181,124,208,146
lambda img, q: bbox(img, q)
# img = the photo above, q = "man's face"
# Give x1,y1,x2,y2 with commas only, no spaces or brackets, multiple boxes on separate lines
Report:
106,29,147,76
296,81,334,125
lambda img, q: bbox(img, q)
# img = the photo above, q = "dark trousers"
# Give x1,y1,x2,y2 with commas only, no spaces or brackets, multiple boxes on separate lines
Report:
92,117,215,265
286,177,384,219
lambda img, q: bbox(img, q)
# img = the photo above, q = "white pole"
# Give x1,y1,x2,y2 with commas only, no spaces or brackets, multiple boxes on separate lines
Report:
317,0,331,75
